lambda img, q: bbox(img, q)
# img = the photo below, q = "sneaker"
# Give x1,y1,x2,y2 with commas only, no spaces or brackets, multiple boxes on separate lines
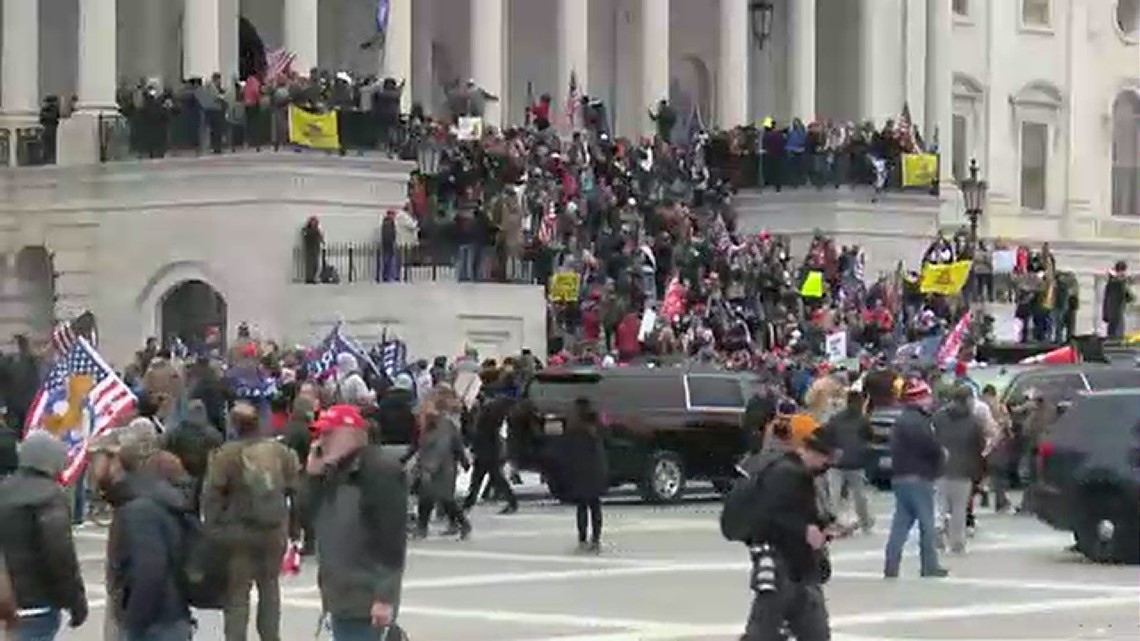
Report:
586,541,601,554
498,504,518,515
921,567,950,578
575,542,590,554
458,521,472,541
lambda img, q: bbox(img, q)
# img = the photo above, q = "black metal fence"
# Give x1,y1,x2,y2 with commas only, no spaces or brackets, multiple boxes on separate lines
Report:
292,242,536,285
98,106,416,163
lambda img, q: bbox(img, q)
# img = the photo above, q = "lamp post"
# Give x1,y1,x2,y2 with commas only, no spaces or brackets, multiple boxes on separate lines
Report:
958,158,988,253
750,1,775,50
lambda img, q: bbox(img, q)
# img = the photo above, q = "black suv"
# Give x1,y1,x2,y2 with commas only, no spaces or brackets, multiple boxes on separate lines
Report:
514,367,756,503
1029,389,1140,564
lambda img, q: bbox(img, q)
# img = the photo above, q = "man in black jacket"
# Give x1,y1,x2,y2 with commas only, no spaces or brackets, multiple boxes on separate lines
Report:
822,390,875,533
0,432,88,638
883,379,948,578
932,386,985,554
305,404,407,638
740,431,836,641
463,388,518,513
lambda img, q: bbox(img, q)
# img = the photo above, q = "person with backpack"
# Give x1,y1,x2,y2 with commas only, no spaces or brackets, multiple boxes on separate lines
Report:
163,399,224,513
720,429,837,641
201,402,301,641
0,432,88,641
304,404,408,640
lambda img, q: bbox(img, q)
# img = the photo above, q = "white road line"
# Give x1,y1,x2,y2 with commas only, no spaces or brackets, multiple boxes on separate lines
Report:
831,571,1140,595
831,594,1140,627
409,547,662,567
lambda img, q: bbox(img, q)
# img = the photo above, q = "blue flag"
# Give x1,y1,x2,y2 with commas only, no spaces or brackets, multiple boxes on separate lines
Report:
375,0,390,34
308,324,380,379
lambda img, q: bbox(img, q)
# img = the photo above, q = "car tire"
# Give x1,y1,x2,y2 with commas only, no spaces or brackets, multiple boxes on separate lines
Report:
1074,491,1140,565
639,450,686,503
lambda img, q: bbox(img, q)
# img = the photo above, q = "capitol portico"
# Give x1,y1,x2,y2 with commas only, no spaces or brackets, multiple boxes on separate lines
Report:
0,0,1138,361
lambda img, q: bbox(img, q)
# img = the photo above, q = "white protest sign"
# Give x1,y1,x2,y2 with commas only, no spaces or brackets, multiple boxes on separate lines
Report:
825,331,847,363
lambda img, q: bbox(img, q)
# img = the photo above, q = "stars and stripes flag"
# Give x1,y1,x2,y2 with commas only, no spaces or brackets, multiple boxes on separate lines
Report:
897,102,917,153
51,310,98,356
264,48,296,82
24,338,136,486
937,310,972,369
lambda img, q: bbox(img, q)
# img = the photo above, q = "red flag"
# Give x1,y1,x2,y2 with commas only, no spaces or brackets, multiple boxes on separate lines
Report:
1019,346,1078,365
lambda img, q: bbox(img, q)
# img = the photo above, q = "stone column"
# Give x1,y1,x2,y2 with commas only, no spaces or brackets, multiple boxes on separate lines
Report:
412,0,435,113
219,0,240,83
471,0,506,128
184,0,220,80
57,0,118,165
137,0,168,85
925,0,952,181
718,0,748,128
558,0,589,123
641,0,670,136
285,0,319,74
1,0,40,120
788,0,816,122
383,0,414,112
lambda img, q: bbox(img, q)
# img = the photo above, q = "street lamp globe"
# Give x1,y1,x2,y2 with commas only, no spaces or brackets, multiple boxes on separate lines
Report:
959,158,988,214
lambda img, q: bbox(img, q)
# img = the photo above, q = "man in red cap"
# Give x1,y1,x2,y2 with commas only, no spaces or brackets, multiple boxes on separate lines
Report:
883,379,949,579
304,404,408,639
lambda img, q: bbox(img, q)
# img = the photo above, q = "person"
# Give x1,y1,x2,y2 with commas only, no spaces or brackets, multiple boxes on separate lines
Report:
89,418,191,641
304,404,408,640
202,402,301,641
411,385,472,539
0,432,88,641
980,384,1013,512
554,398,610,553
883,379,948,578
283,394,319,555
1016,389,1057,514
162,398,224,512
326,353,375,407
739,430,836,641
463,381,518,514
822,390,875,533
1101,260,1133,339
106,431,197,641
932,386,986,554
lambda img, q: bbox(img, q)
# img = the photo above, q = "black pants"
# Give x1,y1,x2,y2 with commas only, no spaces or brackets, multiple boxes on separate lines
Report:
742,582,830,641
464,459,517,510
417,496,467,532
576,499,602,543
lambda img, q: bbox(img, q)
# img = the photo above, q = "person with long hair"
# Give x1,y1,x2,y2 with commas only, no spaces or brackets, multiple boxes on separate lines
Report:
411,385,472,539
554,398,609,553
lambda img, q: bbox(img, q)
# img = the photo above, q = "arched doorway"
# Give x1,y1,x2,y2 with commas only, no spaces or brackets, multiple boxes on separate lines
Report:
160,280,227,353
671,55,712,137
14,247,56,341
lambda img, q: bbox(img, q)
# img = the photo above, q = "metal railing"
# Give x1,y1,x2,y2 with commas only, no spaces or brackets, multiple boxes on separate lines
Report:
292,241,536,285
0,125,51,167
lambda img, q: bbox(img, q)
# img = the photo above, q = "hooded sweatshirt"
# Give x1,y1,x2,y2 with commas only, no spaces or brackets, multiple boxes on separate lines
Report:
328,353,374,406
932,399,985,480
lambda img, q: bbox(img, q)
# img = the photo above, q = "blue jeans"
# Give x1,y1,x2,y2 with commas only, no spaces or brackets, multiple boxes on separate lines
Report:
126,619,194,641
884,478,941,576
16,609,60,641
330,618,403,641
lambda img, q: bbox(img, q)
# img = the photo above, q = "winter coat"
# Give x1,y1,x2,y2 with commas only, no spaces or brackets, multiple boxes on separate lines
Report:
1102,274,1133,325
110,474,194,633
823,407,873,470
0,470,86,613
376,389,417,446
306,446,407,619
889,405,944,481
472,396,513,463
414,414,468,502
551,427,609,502
163,417,223,481
932,401,986,480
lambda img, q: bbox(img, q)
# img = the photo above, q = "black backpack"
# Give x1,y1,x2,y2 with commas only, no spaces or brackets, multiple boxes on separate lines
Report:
167,509,228,611
719,452,781,543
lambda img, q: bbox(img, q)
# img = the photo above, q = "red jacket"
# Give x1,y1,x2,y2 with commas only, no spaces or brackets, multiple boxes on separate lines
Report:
615,313,641,359
582,308,601,342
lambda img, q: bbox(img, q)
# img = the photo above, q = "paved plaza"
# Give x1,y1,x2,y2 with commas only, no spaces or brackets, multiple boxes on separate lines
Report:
59,483,1139,641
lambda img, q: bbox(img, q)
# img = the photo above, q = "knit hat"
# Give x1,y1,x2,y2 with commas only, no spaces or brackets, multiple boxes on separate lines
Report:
901,379,933,405
18,431,69,478
88,418,160,469
393,373,415,391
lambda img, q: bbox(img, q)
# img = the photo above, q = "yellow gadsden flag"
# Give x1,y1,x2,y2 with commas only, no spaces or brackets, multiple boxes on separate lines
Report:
920,260,973,295
288,105,340,150
901,153,938,188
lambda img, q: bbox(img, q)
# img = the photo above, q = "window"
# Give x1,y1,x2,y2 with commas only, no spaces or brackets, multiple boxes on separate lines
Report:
1022,0,1051,27
1111,91,1140,217
1085,368,1140,391
1118,0,1140,38
602,377,686,412
1010,373,1087,404
1020,122,1049,211
951,114,968,181
686,376,745,409
953,0,969,17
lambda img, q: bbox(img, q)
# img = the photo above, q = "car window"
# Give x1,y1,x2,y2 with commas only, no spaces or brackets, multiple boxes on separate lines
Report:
1053,394,1140,447
686,375,746,409
528,381,599,410
601,376,685,412
1083,368,1140,391
1009,373,1087,403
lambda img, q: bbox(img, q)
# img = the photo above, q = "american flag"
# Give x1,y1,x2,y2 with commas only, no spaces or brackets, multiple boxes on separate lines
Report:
537,203,558,245
564,70,582,131
897,102,917,153
264,48,296,82
306,323,380,380
51,310,98,356
937,310,972,369
25,338,136,486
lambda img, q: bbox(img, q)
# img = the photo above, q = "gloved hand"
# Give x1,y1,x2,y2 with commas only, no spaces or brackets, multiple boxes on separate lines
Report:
69,599,88,628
